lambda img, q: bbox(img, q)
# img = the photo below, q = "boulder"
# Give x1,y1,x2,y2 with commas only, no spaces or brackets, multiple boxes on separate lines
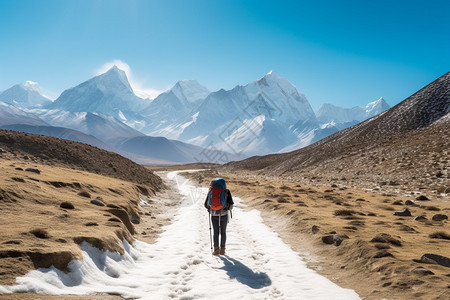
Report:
414,215,427,221
322,235,334,244
90,197,105,207
414,254,450,268
394,208,412,217
412,267,434,275
405,200,416,206
25,168,41,174
432,214,448,221
60,202,75,209
333,234,348,246
416,195,429,201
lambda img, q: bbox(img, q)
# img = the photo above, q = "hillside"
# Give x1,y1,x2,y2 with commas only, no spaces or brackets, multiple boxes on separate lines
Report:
225,72,450,193
0,130,168,289
0,129,162,187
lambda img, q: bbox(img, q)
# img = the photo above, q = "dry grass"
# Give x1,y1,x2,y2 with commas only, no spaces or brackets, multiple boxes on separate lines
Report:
184,169,450,300
0,158,171,286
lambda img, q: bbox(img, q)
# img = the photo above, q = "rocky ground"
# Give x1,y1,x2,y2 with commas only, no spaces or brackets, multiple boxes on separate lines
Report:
184,169,450,300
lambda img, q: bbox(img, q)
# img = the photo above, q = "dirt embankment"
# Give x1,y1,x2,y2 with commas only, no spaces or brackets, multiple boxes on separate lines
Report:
0,129,163,188
185,169,450,300
0,130,173,290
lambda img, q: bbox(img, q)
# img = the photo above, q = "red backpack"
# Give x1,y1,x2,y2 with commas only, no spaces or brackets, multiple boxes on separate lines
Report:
208,178,226,211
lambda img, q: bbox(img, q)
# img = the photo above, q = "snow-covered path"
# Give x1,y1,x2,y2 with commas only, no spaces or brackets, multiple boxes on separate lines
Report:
0,171,359,299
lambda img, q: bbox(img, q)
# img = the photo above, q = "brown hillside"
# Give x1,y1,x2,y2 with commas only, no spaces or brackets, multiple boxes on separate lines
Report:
0,129,162,189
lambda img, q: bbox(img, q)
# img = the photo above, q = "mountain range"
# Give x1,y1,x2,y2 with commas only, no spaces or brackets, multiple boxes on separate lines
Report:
224,71,450,191
0,66,392,163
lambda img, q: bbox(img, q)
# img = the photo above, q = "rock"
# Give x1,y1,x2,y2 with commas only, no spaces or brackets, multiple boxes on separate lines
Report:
374,250,394,258
0,148,5,153
312,225,320,234
30,229,50,239
414,215,428,221
416,195,429,201
77,190,91,198
60,202,75,209
130,214,140,225
392,200,403,205
11,177,25,183
322,235,335,244
15,167,23,171
415,254,450,268
108,217,121,223
56,238,67,243
107,203,120,209
401,225,417,232
432,214,448,221
331,184,338,188
412,267,435,275
90,198,105,207
405,200,416,206
333,234,348,246
85,222,98,226
429,232,450,240
3,240,21,245
25,168,40,174
394,208,412,216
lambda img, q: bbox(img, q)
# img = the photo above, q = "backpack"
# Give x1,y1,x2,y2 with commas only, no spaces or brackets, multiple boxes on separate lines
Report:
208,178,226,211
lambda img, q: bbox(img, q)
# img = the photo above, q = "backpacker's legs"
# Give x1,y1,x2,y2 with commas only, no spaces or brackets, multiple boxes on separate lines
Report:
211,215,228,252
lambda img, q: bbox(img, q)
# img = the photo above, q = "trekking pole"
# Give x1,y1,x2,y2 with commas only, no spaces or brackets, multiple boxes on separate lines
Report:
208,209,213,254
218,211,221,244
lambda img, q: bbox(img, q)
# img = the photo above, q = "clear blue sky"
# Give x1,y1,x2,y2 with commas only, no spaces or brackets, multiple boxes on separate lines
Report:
0,0,449,110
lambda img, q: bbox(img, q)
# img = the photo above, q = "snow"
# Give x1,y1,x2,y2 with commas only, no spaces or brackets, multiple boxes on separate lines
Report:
316,98,390,126
23,81,41,92
0,171,359,299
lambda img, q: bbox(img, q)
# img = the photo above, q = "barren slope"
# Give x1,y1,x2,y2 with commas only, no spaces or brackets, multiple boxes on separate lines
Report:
225,72,450,193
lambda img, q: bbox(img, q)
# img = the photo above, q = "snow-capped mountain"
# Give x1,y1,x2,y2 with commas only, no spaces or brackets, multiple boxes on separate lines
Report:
146,71,318,156
316,97,390,125
0,81,51,108
0,102,49,126
46,66,148,121
30,109,144,143
136,80,210,134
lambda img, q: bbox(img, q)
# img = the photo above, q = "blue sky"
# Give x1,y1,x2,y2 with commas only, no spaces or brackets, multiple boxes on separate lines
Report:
0,0,449,110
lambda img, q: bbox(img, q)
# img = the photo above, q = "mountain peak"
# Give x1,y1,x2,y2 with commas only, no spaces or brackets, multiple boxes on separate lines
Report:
170,79,210,103
98,65,133,92
23,80,41,92
366,97,390,111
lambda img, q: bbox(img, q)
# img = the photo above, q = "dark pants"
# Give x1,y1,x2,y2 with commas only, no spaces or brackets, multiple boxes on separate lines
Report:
211,214,228,248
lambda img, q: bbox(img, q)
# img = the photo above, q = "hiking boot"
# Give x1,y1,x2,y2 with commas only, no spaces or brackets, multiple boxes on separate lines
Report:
213,247,220,256
220,247,225,255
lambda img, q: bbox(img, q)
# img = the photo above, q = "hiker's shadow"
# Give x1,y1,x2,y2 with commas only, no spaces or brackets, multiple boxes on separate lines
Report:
219,256,272,289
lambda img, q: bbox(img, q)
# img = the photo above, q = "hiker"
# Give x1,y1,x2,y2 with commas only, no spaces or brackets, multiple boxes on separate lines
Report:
204,178,234,256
